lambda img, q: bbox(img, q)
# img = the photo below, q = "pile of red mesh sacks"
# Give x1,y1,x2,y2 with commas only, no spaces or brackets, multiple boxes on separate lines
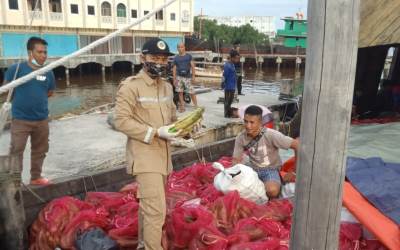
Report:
29,183,139,250
29,157,385,250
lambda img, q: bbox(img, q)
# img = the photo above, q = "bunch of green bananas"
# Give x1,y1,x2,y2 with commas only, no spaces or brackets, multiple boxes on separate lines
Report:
169,107,205,137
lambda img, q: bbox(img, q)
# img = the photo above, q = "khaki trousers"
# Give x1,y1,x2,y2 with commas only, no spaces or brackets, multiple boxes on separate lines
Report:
136,173,167,250
10,119,49,180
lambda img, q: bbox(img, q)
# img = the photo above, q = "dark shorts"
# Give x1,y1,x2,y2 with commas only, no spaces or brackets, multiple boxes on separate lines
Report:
254,168,281,184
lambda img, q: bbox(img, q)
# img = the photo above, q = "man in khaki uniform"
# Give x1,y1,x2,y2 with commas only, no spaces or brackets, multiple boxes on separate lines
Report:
114,38,179,250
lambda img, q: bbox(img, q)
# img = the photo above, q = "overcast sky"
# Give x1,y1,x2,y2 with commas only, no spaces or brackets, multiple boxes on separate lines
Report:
194,0,308,29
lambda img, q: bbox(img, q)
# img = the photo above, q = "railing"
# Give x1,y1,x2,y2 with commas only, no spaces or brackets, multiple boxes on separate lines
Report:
49,12,63,22
117,17,126,24
29,11,43,20
101,16,112,24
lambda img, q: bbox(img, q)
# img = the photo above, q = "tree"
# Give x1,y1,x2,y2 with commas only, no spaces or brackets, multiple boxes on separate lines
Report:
194,16,269,46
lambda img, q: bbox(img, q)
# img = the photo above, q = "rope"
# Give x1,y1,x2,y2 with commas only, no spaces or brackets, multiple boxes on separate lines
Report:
0,0,178,95
22,183,46,203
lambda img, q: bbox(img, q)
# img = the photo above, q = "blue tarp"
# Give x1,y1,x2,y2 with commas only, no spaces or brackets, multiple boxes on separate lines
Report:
346,157,400,225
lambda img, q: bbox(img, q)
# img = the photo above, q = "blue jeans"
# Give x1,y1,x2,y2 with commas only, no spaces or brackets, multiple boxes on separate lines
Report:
254,168,281,184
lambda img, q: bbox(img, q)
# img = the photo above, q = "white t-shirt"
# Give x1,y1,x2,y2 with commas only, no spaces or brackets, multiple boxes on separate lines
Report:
238,105,273,125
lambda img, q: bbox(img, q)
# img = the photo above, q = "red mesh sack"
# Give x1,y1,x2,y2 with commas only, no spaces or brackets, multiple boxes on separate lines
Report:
190,162,219,184
108,217,139,249
339,223,363,250
167,205,215,249
232,218,269,242
216,156,233,167
168,166,193,186
210,191,257,234
257,218,290,240
166,190,197,213
196,184,224,206
253,199,293,221
230,238,287,250
85,192,135,214
29,196,93,250
119,182,139,198
167,174,202,194
188,225,228,250
59,210,109,249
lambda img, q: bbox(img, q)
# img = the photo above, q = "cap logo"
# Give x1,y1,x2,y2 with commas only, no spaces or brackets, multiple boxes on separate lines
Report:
157,41,166,50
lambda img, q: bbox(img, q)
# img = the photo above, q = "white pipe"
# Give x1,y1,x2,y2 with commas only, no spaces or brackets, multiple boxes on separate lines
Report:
0,0,178,94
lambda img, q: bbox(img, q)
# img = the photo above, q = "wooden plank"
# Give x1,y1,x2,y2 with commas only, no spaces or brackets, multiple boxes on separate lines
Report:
290,0,360,249
359,0,400,47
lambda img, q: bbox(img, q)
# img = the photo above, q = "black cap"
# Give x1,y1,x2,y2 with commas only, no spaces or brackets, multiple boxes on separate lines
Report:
141,38,174,56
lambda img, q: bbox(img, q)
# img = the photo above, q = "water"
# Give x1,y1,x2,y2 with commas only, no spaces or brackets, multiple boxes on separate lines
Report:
48,67,304,117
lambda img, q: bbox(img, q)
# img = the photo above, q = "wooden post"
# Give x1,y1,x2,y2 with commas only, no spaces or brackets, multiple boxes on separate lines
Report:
291,0,360,249
0,154,26,250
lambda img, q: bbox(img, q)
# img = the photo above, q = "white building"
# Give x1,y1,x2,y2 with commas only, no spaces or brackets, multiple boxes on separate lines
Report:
204,16,276,38
0,0,194,60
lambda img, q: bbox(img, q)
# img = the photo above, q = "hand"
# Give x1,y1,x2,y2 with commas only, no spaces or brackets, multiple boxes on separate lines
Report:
157,124,181,141
282,172,296,183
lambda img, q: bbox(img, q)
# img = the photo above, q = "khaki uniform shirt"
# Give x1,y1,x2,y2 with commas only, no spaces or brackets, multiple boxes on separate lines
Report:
114,70,177,175
233,128,293,169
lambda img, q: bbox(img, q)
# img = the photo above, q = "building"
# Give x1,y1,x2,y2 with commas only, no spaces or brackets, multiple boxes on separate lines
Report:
203,16,276,38
0,0,194,68
276,17,307,48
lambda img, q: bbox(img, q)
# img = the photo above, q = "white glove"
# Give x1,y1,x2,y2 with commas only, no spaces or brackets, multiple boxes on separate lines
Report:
192,119,203,134
157,124,180,141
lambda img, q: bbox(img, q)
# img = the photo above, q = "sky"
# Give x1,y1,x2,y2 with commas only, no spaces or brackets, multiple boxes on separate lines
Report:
194,0,308,29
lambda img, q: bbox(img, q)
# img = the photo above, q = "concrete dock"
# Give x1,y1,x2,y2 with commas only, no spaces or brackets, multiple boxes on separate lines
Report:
0,89,285,183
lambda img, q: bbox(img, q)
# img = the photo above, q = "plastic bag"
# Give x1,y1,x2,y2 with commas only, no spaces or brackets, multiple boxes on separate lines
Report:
75,228,118,250
213,162,268,204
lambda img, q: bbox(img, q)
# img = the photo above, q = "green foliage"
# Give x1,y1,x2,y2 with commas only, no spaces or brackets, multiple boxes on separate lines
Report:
194,16,269,46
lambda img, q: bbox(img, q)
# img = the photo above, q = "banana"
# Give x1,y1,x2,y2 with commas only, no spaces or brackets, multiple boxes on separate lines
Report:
169,107,205,136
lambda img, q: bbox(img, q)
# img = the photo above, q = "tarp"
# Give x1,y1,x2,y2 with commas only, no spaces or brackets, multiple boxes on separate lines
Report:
346,157,400,225
347,122,400,163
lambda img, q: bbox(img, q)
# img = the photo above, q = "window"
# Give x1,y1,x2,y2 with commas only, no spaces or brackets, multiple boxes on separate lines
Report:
155,10,163,20
70,4,78,14
49,0,62,12
144,10,149,16
87,5,95,15
8,0,18,10
170,13,176,21
290,21,294,30
101,1,111,16
116,3,126,17
131,9,137,18
27,0,42,11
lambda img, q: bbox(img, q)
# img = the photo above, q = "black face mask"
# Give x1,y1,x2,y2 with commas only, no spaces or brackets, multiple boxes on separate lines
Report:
144,62,167,79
